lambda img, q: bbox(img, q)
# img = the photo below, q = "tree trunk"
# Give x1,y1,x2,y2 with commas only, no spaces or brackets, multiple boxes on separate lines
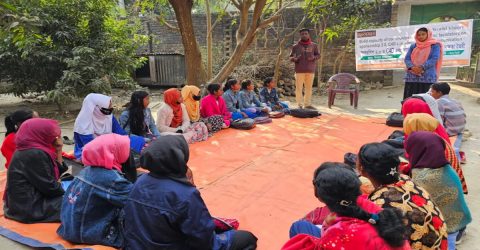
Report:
316,18,328,87
338,20,357,73
205,0,213,80
169,0,207,86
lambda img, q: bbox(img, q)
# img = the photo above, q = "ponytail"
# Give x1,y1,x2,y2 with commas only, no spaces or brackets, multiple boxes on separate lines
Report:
4,108,34,136
5,115,15,136
314,164,406,248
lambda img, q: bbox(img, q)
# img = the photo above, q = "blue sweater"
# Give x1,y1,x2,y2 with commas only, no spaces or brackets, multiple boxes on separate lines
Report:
239,90,262,109
404,43,441,83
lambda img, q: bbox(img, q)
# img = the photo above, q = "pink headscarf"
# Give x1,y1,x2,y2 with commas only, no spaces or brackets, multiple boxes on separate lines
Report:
15,118,61,179
82,134,130,172
411,28,443,81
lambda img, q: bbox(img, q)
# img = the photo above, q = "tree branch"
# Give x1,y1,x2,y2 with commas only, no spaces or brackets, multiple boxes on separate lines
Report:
257,0,295,30
231,0,241,9
156,16,180,32
211,2,230,30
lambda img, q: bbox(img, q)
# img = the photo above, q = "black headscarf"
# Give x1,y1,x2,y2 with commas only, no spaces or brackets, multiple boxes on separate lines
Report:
140,135,191,185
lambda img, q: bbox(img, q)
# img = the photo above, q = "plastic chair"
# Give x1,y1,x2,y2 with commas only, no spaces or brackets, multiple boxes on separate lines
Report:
327,73,361,109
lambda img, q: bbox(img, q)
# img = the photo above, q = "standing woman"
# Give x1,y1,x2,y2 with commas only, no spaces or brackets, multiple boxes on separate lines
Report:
403,27,443,99
1,108,39,169
119,91,160,139
181,85,202,122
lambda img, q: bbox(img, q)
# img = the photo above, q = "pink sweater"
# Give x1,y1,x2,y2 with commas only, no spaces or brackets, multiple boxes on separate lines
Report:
200,94,232,126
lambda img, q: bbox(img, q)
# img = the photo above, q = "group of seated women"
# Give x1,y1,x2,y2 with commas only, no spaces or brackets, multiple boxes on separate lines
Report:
282,96,472,250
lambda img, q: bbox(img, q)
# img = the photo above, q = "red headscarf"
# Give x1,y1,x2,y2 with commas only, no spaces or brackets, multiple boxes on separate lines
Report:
15,118,61,179
405,131,450,169
411,28,443,81
402,98,451,144
82,134,130,172
164,88,183,128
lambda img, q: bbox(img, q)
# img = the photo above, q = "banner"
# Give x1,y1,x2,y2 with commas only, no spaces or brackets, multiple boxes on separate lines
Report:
355,20,473,71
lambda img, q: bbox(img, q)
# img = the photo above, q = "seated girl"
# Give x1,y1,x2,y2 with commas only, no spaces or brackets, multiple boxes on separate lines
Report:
119,90,160,140
222,78,257,119
157,88,208,143
123,136,258,250
358,142,448,249
406,131,471,249
1,108,39,169
200,83,232,128
282,164,409,250
57,134,134,248
181,85,202,122
259,77,289,112
74,93,145,160
239,79,270,115
4,118,67,223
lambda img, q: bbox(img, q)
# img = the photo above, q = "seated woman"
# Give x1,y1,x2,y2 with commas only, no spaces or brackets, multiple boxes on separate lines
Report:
358,142,448,249
282,164,409,250
401,97,450,143
200,83,232,128
4,118,67,223
239,79,270,115
223,78,257,119
74,93,145,160
57,134,133,248
259,77,289,112
157,88,208,143
123,136,258,249
404,113,467,194
181,85,202,122
1,108,39,169
119,90,160,140
405,131,472,249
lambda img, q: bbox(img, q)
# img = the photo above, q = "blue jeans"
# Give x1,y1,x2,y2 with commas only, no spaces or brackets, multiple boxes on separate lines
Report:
289,220,321,238
453,133,463,161
448,231,459,250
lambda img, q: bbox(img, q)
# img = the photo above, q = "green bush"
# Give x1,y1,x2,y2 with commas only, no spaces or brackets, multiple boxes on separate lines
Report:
0,0,147,104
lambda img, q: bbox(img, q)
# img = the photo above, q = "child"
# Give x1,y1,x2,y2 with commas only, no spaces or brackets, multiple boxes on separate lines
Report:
222,78,257,119
200,83,231,128
239,79,270,115
259,77,289,112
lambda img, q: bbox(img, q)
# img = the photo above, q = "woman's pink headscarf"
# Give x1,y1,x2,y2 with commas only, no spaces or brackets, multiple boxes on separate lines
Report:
82,134,130,172
15,118,61,179
411,28,443,81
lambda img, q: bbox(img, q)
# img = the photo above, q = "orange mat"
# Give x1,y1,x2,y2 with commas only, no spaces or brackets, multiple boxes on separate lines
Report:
0,114,394,249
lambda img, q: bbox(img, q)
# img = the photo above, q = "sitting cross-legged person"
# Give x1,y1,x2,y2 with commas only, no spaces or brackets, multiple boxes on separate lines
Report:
283,163,410,250
57,134,134,248
157,88,209,143
358,142,448,249
123,135,258,250
4,118,67,223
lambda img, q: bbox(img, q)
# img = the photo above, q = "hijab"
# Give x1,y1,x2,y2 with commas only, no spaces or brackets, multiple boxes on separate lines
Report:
411,28,443,81
140,135,191,185
403,114,450,145
82,134,130,172
15,118,61,179
405,131,449,169
181,85,201,122
164,88,183,128
74,93,113,136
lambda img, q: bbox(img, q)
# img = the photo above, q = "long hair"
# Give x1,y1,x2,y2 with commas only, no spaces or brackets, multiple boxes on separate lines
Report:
314,163,407,247
223,78,238,92
5,108,34,136
128,91,149,136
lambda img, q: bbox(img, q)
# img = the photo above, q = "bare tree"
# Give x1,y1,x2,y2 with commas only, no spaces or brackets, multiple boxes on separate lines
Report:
168,0,207,86
210,0,295,84
205,0,228,80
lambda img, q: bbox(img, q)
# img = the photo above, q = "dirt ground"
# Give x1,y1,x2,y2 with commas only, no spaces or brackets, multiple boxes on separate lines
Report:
0,84,478,249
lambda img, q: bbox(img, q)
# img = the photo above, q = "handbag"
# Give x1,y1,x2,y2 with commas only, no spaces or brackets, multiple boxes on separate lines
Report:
213,217,240,233
289,108,321,118
230,118,256,130
269,111,285,118
254,116,272,124
386,112,404,127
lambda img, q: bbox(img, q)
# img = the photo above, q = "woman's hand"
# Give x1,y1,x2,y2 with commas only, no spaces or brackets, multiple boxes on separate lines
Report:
54,137,64,163
241,112,248,118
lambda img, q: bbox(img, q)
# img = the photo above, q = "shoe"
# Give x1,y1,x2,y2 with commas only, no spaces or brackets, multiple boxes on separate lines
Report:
305,105,317,110
456,228,466,245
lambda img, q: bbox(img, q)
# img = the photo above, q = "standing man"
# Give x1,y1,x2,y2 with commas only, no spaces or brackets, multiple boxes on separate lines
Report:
290,28,320,109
